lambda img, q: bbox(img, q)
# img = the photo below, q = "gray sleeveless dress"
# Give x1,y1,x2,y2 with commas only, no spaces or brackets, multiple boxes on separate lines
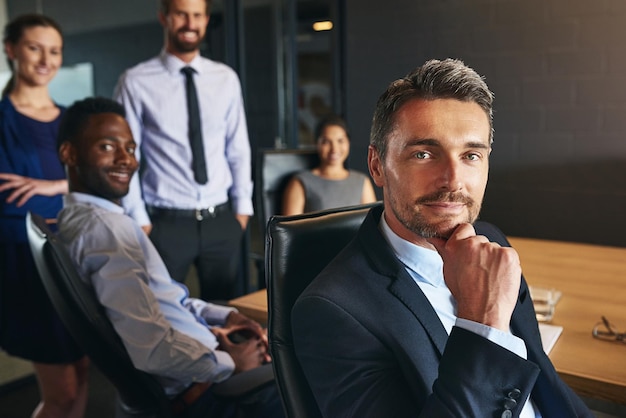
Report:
294,170,369,213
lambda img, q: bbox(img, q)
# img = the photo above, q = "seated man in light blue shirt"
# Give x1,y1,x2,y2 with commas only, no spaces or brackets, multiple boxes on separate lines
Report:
56,97,283,418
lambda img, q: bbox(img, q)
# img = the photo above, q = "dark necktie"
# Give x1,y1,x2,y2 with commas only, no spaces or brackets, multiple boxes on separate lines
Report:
181,66,208,184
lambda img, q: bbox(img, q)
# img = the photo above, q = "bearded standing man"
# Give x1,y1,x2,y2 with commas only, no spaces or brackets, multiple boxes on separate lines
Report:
114,0,252,301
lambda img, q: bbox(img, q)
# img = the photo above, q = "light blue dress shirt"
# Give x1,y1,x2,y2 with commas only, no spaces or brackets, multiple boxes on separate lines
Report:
379,214,540,418
58,193,237,396
114,50,253,226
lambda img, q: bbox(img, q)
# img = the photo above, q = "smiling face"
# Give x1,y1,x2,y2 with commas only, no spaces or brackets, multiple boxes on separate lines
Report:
317,124,350,168
160,0,209,60
61,113,138,205
5,25,62,88
368,98,491,244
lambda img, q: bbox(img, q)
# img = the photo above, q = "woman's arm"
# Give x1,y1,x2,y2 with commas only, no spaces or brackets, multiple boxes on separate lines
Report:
281,176,306,216
361,177,378,204
0,173,68,207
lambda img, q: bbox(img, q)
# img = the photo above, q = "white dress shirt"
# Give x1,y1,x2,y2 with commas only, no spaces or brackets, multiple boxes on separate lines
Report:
114,50,253,226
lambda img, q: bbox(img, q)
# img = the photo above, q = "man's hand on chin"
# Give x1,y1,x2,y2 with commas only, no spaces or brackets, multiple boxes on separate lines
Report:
427,223,521,331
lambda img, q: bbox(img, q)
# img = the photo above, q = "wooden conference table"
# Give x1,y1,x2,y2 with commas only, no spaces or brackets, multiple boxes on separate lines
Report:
229,237,626,405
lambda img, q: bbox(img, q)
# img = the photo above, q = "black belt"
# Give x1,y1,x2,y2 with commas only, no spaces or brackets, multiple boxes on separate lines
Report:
147,203,230,221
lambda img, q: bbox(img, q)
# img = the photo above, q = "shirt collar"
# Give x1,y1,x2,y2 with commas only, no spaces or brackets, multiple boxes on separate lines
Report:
64,192,125,215
159,49,202,75
379,212,445,287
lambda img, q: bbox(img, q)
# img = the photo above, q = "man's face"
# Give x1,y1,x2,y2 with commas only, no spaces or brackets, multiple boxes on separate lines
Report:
160,0,209,56
368,98,491,243
64,113,138,204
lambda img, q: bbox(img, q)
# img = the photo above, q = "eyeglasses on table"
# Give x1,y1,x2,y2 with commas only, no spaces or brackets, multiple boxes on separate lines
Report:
592,316,626,344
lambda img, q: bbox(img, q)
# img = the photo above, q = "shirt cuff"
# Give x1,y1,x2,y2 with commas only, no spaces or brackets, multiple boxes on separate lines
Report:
202,303,238,326
211,350,236,383
455,318,528,359
231,198,254,216
128,206,151,227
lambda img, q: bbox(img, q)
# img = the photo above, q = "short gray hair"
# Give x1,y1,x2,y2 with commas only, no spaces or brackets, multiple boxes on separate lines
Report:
370,58,494,161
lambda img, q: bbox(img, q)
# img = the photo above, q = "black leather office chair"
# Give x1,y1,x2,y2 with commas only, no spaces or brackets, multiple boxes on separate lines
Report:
26,212,274,418
265,202,381,418
251,148,319,288
255,148,320,230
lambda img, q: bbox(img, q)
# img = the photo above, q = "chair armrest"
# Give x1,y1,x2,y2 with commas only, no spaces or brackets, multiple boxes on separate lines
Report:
211,363,274,398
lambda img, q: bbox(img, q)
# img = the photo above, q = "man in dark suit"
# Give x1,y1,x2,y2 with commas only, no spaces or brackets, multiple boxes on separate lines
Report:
292,59,592,417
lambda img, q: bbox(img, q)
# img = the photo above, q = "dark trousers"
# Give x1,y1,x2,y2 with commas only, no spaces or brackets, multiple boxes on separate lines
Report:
181,383,285,418
149,208,243,301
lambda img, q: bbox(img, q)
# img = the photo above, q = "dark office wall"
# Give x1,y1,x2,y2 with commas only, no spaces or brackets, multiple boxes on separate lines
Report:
243,5,280,155
61,22,163,98
344,0,626,247
6,0,154,34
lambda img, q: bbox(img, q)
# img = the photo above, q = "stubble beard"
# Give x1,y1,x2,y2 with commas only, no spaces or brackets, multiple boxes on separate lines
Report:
390,190,480,239
79,165,133,203
169,30,204,54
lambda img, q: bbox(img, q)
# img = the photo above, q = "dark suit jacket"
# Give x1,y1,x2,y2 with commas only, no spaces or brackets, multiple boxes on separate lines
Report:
292,206,592,417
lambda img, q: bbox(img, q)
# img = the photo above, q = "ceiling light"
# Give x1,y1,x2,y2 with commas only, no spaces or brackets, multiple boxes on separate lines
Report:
312,21,333,31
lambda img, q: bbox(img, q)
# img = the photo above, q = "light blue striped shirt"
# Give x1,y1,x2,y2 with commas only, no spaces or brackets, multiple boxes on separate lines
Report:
114,50,253,226
379,214,540,418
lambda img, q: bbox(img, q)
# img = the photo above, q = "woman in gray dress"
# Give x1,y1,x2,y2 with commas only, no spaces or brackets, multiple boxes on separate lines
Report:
282,115,377,215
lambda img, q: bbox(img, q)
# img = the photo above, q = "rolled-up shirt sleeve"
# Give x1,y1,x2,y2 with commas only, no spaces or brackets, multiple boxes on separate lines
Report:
62,206,234,389
183,297,237,326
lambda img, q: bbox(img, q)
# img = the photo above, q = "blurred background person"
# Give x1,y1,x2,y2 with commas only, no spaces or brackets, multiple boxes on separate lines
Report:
0,14,89,418
114,0,253,302
282,114,377,215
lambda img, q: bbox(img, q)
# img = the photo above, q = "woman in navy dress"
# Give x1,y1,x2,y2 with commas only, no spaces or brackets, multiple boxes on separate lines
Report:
0,14,89,418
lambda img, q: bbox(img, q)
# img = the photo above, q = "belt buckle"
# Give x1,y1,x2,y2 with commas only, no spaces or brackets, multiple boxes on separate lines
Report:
196,207,217,221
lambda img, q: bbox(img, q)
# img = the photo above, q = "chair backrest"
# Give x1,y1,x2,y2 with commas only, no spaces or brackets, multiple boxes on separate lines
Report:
265,202,380,418
255,148,319,232
26,212,171,417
